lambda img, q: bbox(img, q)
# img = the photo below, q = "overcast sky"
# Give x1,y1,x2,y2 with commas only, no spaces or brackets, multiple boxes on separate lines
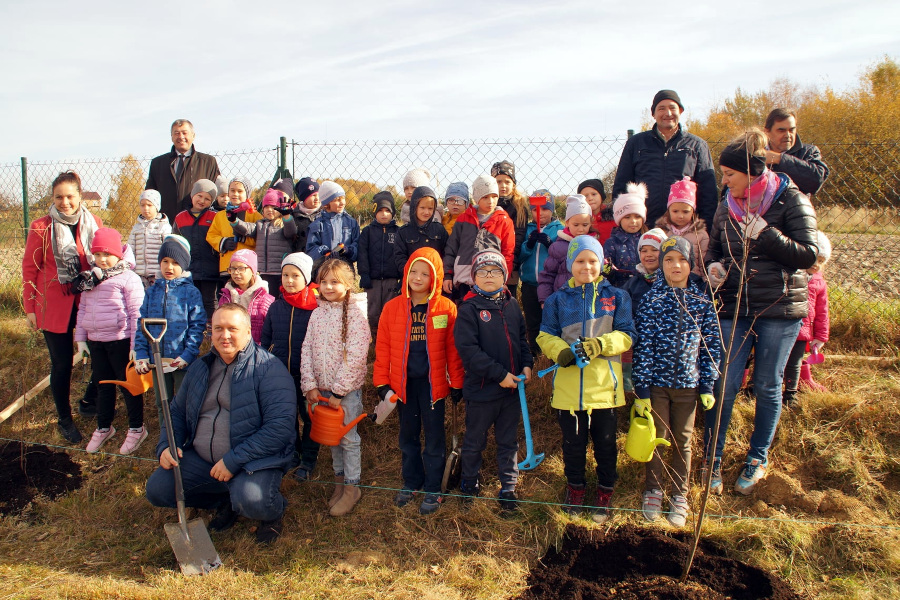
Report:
2,0,898,164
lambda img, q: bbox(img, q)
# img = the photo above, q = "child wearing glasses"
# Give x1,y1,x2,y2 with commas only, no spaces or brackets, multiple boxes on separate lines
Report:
442,182,469,234
454,249,533,513
218,249,274,343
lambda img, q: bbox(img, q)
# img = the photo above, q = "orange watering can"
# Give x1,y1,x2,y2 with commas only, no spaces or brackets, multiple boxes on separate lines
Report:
99,360,154,395
308,397,372,446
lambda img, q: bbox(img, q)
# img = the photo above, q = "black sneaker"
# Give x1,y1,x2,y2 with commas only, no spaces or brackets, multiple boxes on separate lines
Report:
459,479,479,508
209,502,239,532
255,517,283,545
57,419,83,444
498,490,519,513
77,401,97,417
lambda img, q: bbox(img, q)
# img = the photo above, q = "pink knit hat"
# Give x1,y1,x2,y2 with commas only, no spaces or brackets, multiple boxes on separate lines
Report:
90,228,124,259
612,182,648,225
668,176,697,210
230,249,258,273
262,188,285,208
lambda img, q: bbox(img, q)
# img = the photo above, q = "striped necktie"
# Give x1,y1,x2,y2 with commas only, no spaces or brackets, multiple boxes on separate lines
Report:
175,154,185,181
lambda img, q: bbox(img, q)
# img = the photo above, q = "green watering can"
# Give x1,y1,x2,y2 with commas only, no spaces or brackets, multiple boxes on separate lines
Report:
625,403,671,462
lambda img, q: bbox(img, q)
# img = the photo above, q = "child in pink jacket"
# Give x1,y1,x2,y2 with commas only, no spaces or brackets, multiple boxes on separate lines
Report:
783,230,831,405
300,258,371,517
73,228,147,455
217,249,275,344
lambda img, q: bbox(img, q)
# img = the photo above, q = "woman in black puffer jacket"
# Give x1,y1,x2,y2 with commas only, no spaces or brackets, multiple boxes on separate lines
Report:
702,128,818,497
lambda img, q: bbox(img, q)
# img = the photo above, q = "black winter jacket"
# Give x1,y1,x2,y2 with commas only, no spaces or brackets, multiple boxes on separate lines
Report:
172,208,220,280
454,290,534,403
290,208,320,253
146,145,221,221
261,295,314,376
772,135,829,196
394,211,449,273
358,220,401,286
705,174,818,320
613,125,718,226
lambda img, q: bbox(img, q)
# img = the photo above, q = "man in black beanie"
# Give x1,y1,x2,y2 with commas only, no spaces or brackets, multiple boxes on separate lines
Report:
613,90,718,227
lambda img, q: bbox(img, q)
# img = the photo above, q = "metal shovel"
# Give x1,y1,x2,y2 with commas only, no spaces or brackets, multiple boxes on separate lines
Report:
441,399,462,493
516,375,544,471
142,318,222,576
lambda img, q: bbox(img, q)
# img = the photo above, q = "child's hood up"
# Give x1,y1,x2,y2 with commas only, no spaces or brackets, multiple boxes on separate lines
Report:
401,246,443,301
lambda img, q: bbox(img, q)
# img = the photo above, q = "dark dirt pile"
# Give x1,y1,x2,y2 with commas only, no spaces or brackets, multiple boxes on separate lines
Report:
0,441,82,515
517,524,803,600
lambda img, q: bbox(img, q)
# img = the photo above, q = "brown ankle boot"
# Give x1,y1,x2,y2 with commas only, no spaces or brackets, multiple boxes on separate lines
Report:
330,484,361,516
328,475,344,509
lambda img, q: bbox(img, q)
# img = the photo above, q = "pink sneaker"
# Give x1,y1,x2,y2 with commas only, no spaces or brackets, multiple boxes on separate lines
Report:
119,426,149,455
86,427,116,453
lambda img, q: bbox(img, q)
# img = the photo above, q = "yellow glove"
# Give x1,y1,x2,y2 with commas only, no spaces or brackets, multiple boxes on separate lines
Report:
581,337,604,359
633,398,652,418
700,394,715,411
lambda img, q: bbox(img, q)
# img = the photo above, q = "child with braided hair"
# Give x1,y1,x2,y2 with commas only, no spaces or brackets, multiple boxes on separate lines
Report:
300,258,370,516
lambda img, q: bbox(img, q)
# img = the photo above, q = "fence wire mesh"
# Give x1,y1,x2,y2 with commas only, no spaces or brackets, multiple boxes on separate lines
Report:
1,137,898,345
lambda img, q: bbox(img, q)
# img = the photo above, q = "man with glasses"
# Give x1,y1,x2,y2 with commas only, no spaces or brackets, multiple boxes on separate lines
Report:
146,119,221,221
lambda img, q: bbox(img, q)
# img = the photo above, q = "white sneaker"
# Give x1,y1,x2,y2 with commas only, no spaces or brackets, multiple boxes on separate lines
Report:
119,426,148,455
667,495,689,527
86,427,116,453
641,489,663,522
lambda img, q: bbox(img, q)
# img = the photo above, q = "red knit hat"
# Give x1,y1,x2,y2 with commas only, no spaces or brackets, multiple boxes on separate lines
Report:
90,228,124,259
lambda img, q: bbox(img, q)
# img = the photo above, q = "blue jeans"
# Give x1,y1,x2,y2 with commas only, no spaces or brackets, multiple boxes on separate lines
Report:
398,378,446,494
704,317,802,465
323,389,362,485
145,448,287,522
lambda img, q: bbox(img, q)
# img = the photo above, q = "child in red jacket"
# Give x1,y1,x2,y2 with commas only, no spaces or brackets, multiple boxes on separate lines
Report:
783,230,831,405
373,247,464,515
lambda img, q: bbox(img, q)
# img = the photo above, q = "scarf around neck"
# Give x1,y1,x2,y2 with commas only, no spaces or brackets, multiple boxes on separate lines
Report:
73,260,129,293
726,170,780,222
49,205,98,285
280,285,318,310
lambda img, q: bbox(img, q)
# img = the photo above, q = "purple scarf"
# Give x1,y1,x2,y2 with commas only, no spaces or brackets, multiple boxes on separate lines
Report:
726,169,780,222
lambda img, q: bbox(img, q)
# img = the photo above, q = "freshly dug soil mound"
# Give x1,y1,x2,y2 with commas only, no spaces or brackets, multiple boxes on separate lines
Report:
517,524,803,600
0,441,82,515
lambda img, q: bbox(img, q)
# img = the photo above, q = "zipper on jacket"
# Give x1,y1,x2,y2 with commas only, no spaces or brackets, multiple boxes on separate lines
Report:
287,306,294,375
207,361,228,464
580,285,586,411
501,299,516,387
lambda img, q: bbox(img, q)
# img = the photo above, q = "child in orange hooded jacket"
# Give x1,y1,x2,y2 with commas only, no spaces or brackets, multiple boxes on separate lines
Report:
373,246,465,515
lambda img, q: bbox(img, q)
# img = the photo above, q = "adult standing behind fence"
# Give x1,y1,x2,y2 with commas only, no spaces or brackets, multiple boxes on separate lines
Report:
703,129,819,497
614,90,718,227
22,171,103,444
146,119,221,220
763,108,829,197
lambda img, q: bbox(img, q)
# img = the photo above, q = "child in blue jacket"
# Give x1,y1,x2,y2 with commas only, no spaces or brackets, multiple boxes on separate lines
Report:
358,191,401,332
632,236,721,528
519,190,563,356
604,182,648,287
306,181,360,272
537,235,636,523
134,235,206,413
261,252,320,482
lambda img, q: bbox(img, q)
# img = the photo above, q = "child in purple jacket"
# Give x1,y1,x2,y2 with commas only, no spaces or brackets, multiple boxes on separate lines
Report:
73,228,147,455
537,194,593,304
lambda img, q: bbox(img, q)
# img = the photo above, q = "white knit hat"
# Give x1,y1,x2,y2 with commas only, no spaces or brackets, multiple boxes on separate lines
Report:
613,182,648,225
816,230,832,262
564,194,592,222
281,252,313,285
472,174,499,202
403,168,431,190
639,228,668,250
140,189,162,210
318,181,346,206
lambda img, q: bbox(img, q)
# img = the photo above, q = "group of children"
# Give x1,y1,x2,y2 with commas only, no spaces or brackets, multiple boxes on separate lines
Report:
71,162,830,526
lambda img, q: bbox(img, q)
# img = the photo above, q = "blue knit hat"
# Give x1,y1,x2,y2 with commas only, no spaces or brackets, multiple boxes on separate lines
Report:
445,181,470,204
659,235,694,271
158,234,192,269
566,235,604,273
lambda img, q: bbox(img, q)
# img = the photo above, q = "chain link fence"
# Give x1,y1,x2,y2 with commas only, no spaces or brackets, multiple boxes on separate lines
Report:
1,137,898,347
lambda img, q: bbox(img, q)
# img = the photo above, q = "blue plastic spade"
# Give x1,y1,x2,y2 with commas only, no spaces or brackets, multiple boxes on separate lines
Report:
516,374,544,471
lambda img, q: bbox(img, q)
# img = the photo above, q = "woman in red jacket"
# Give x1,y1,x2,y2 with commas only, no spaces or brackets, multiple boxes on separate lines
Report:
22,171,102,444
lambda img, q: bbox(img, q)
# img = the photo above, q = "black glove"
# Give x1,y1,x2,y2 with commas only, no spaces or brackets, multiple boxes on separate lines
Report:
226,209,238,222
377,385,392,401
557,348,576,368
538,232,552,247
277,204,294,215
450,388,463,404
359,274,372,289
525,230,539,249
335,244,347,257
220,238,238,252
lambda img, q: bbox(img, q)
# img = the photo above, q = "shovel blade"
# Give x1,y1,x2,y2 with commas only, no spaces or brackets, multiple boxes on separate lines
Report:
518,452,545,471
164,518,223,576
442,449,462,493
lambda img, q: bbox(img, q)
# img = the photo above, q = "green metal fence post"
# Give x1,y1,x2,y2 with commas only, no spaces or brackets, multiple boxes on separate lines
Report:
270,136,293,185
627,129,634,139
21,157,29,232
